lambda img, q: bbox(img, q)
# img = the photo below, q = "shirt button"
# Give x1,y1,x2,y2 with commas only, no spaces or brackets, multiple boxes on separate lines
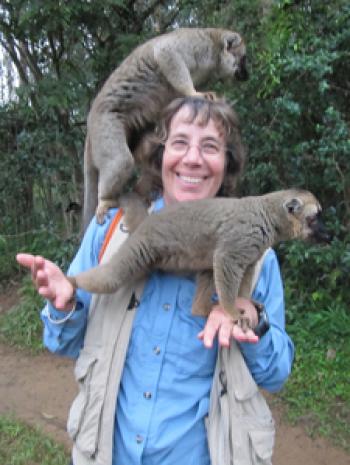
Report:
153,346,161,355
136,434,144,444
143,391,152,399
163,303,171,311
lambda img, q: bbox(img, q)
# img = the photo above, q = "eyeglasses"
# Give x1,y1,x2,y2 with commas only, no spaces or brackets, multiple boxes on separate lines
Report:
165,139,225,157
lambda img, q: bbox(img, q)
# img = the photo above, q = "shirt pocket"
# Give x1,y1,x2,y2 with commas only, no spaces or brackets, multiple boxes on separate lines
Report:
168,280,217,377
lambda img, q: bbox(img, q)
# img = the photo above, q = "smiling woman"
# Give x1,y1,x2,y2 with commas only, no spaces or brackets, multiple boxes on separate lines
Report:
161,107,227,204
16,96,295,465
135,96,246,203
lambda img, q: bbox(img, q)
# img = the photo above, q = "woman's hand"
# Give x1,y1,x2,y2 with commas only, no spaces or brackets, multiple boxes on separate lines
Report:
16,253,75,311
198,297,259,348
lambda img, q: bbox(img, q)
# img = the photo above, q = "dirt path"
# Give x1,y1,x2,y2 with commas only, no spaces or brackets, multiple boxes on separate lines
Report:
0,289,349,465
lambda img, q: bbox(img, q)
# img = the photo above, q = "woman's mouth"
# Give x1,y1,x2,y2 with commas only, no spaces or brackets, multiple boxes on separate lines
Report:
177,174,207,184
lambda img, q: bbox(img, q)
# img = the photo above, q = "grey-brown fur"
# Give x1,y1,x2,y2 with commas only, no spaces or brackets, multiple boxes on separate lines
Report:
83,27,248,229
69,189,330,322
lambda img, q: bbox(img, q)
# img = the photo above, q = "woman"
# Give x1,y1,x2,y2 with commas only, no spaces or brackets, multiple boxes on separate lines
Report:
17,96,294,465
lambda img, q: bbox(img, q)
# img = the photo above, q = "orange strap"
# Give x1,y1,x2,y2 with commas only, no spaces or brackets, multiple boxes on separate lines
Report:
98,208,124,263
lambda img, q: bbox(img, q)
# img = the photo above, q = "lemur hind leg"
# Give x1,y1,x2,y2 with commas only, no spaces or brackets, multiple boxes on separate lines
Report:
192,271,216,317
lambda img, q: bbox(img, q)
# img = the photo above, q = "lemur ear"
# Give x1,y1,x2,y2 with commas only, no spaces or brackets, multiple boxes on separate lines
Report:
283,197,303,215
224,32,242,50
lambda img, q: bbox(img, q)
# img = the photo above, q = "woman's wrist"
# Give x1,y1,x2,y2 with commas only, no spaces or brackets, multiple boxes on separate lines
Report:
45,299,77,325
235,297,259,328
48,288,76,313
63,294,76,312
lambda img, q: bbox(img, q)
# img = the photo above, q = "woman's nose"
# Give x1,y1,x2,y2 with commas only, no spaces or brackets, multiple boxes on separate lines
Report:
183,144,203,164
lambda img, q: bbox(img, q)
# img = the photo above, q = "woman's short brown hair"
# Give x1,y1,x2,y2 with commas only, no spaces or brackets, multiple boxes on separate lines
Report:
134,96,246,201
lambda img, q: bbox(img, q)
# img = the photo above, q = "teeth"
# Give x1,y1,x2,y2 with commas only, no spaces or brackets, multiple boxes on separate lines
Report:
179,175,203,184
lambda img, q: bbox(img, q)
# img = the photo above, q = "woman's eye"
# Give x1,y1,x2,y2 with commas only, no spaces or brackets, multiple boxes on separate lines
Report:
171,140,188,151
202,143,220,154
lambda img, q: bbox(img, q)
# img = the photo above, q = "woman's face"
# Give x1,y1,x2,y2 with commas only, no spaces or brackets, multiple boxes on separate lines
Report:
162,106,227,205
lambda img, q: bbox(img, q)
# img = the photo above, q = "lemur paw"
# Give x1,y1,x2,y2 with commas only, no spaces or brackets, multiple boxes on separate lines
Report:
96,199,119,224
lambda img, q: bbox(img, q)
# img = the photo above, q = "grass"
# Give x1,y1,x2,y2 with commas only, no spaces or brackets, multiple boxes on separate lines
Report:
0,277,44,352
278,305,350,451
0,415,70,465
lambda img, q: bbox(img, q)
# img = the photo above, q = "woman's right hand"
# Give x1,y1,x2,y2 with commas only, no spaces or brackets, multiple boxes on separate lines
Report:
16,253,75,311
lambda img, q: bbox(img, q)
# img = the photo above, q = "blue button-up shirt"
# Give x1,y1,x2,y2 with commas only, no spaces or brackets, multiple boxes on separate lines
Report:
41,197,294,465
115,271,215,464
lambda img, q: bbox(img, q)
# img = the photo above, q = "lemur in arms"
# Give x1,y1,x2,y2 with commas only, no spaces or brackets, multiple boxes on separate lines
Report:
68,189,331,327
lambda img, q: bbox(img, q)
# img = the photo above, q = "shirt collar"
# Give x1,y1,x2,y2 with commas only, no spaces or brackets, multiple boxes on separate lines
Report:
153,196,165,212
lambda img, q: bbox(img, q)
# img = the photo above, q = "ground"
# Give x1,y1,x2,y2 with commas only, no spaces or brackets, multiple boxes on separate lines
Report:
0,290,349,465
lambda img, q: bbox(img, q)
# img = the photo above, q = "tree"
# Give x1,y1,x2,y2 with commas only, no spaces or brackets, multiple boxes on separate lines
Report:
0,0,188,234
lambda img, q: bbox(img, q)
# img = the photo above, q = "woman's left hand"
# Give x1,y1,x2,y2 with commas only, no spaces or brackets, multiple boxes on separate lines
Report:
197,298,259,348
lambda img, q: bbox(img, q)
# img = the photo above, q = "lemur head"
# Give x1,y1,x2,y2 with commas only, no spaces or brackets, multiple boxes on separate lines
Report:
283,190,332,243
219,30,249,82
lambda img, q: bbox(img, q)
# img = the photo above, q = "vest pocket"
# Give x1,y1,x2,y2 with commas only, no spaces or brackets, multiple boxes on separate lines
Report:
248,426,275,465
67,350,101,457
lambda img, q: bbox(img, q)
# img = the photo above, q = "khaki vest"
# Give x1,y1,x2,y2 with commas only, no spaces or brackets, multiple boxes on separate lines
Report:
68,212,275,465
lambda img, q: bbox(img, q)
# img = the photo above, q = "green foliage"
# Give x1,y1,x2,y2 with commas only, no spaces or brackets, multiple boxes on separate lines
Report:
0,222,78,282
0,415,69,465
0,229,77,351
280,235,350,318
227,1,350,215
0,277,44,351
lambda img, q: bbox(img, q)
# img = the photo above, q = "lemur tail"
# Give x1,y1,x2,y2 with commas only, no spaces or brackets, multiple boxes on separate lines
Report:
119,192,149,233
